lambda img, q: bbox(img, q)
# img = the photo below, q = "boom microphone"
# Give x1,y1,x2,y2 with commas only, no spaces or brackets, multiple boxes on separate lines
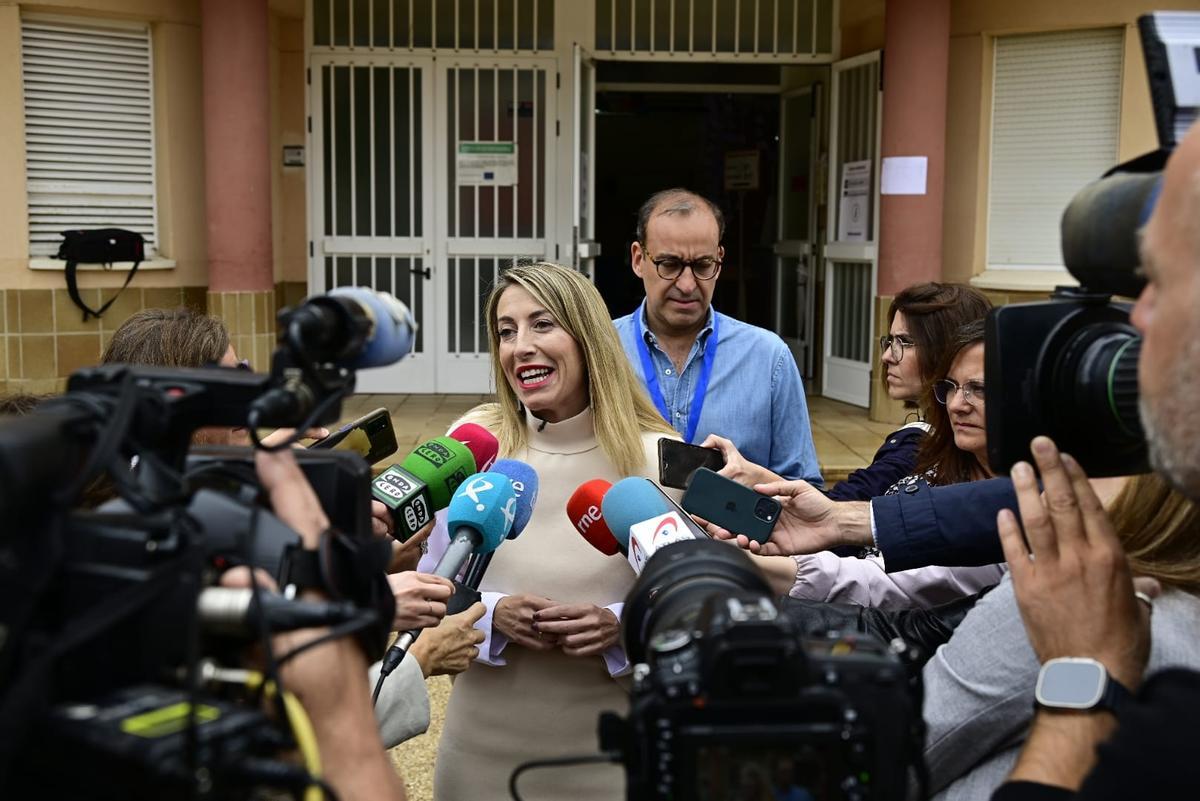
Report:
601,477,698,574
568,479,622,556
324,287,417,369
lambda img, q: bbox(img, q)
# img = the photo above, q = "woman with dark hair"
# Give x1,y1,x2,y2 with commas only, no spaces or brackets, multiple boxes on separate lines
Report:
754,320,1006,608
705,282,991,500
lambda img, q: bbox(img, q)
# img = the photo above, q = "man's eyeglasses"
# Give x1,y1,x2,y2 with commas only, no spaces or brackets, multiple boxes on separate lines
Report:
934,379,985,405
640,244,722,281
879,334,917,363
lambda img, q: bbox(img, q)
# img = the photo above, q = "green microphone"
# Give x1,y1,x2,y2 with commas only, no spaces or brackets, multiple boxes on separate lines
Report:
371,436,475,541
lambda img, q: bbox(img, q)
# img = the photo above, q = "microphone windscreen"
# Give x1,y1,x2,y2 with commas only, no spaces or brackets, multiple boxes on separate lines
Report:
327,287,415,368
400,436,476,509
448,422,499,472
490,459,539,538
567,479,620,556
447,471,517,555
601,477,672,550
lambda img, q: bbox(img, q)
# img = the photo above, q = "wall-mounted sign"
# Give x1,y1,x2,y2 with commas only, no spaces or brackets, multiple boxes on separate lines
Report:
837,160,872,242
724,149,760,191
457,141,517,186
282,145,305,167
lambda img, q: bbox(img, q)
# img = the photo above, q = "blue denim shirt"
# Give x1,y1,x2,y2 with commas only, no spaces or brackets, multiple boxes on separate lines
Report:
614,303,822,485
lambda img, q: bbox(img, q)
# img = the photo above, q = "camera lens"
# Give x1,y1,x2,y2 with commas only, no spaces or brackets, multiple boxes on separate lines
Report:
754,498,776,522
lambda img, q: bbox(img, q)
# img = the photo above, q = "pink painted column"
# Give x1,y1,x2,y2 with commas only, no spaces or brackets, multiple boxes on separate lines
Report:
877,0,950,295
201,0,272,292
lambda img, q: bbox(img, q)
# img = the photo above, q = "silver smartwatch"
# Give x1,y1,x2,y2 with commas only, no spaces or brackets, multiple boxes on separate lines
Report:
1035,657,1133,714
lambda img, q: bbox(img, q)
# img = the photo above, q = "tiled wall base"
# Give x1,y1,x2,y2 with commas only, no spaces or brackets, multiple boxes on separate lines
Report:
207,290,278,376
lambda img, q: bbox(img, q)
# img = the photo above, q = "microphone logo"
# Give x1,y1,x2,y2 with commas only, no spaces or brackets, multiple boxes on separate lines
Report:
415,441,454,467
462,476,495,511
502,496,517,528
653,516,678,544
574,504,603,534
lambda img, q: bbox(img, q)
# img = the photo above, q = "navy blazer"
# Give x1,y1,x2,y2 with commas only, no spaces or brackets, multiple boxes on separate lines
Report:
871,476,1016,572
827,423,927,502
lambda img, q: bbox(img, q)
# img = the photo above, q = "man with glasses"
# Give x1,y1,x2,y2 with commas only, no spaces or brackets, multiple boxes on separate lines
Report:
614,188,822,485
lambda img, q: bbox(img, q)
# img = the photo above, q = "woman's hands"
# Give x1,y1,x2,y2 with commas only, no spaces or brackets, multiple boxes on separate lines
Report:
533,603,621,657
700,434,783,488
494,594,560,651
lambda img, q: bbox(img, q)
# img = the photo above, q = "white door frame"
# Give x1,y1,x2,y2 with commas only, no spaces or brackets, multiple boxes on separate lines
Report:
822,49,881,407
572,43,600,278
774,83,819,377
306,53,438,393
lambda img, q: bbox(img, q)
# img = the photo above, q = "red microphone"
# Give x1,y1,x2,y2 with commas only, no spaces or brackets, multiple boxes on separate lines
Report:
567,479,622,556
449,422,499,471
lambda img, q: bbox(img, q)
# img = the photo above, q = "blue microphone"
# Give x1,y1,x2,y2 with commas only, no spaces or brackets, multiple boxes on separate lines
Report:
460,460,539,592
601,477,673,551
436,471,517,580
326,287,416,368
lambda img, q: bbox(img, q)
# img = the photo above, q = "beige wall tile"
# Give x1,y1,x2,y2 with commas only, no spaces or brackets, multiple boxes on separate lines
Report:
237,292,255,336
5,291,16,335
20,291,54,334
57,333,102,375
0,337,6,381
183,286,207,312
144,287,184,309
254,291,269,334
99,287,147,333
101,330,114,356
53,289,103,334
21,335,56,379
7,335,20,378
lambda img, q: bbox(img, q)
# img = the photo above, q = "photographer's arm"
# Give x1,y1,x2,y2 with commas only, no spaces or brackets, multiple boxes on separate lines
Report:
256,449,406,801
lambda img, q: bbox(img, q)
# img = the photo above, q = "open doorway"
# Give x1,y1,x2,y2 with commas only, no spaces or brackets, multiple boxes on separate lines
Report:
591,84,781,331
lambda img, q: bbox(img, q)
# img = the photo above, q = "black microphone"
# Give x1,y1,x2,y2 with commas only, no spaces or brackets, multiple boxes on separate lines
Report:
197,587,361,635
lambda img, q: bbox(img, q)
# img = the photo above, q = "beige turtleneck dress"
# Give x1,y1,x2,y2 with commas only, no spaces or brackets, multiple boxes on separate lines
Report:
433,407,673,801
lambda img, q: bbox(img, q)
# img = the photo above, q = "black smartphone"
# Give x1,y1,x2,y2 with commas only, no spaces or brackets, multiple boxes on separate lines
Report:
680,467,780,544
639,477,711,539
657,438,725,490
308,407,398,465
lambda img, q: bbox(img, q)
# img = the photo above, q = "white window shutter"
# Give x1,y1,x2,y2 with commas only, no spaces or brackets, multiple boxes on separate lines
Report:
987,28,1124,270
21,17,158,257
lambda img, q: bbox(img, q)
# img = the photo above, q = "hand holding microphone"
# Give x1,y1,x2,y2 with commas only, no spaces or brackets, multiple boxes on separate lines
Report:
386,571,455,631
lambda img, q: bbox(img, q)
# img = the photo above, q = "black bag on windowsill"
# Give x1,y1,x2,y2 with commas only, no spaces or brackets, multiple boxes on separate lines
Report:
56,228,145,322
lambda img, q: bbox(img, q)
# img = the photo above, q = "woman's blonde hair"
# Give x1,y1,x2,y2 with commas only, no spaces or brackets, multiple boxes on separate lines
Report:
1109,471,1200,594
473,261,675,475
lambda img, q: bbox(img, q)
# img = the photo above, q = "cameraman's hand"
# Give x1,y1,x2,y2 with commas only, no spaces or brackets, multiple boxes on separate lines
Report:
409,602,487,676
700,434,782,488
998,437,1156,689
533,603,620,657
387,571,454,631
704,480,873,556
494,594,560,651
260,426,331,449
255,447,330,547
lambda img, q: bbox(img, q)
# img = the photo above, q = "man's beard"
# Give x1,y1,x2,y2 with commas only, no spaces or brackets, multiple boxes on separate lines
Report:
1141,334,1200,499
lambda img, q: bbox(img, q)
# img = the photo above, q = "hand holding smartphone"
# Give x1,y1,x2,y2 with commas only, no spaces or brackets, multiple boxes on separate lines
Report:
680,467,781,544
657,438,725,490
308,407,398,465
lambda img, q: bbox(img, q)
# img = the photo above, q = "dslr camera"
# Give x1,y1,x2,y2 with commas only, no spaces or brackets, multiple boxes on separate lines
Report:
987,12,1200,476
601,539,920,801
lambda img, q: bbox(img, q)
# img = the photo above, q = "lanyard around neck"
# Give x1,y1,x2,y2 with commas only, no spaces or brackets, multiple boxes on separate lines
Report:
633,302,719,443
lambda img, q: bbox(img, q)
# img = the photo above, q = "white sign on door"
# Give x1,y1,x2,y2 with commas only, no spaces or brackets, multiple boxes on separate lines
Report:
837,160,872,242
457,141,517,186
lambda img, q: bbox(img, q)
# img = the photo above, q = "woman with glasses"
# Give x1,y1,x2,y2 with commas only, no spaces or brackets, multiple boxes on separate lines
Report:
704,282,991,500
751,320,1007,609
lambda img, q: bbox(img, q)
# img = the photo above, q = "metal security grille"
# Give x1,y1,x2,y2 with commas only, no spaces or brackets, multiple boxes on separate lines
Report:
318,61,429,355
829,260,871,363
595,0,834,59
832,57,879,239
443,63,551,355
312,0,553,51
21,16,157,256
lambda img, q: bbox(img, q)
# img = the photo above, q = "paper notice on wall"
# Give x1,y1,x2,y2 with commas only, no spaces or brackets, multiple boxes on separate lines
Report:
837,160,872,242
457,142,517,186
881,156,928,195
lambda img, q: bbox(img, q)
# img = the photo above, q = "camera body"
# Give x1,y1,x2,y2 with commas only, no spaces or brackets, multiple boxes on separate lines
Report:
606,539,918,801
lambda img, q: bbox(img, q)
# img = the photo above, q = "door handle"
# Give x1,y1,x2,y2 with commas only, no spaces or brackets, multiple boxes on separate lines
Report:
405,265,432,280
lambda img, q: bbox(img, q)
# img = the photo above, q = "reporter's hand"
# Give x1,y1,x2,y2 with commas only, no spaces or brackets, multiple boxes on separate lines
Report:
700,434,782,488
260,426,331,448
998,436,1157,689
387,571,454,631
255,447,330,547
370,500,395,538
705,480,871,556
533,603,620,657
408,602,487,676
494,594,560,651
389,520,434,573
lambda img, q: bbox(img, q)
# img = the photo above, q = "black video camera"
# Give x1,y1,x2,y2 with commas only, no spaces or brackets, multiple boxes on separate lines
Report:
601,540,920,801
986,12,1198,476
0,288,414,799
